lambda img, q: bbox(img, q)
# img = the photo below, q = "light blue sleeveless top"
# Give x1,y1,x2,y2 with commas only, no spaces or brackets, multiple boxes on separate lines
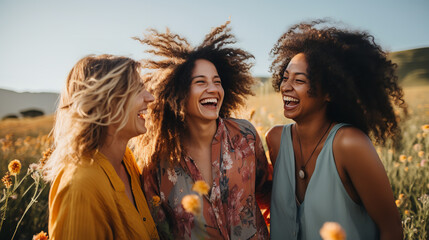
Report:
271,123,379,240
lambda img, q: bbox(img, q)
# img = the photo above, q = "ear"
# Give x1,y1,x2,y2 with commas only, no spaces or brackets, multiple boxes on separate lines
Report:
325,94,331,102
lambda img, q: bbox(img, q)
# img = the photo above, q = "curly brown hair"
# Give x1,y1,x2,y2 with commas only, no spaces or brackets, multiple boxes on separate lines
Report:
270,20,407,144
133,21,255,168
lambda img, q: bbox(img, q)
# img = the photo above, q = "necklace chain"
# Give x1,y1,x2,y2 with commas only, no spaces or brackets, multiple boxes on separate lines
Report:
295,121,333,180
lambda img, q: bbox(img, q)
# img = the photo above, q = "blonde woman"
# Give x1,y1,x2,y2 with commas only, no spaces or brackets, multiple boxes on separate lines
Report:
44,55,159,239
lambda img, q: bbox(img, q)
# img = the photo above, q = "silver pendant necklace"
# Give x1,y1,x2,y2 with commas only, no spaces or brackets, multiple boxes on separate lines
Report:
295,122,332,180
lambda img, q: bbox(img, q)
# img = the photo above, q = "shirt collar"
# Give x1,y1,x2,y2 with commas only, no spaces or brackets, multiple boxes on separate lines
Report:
92,149,125,192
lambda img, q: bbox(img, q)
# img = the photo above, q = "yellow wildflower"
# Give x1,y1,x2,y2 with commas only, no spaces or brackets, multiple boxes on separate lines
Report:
33,230,49,240
404,167,409,172
192,180,210,196
404,210,410,215
421,124,429,133
399,155,407,163
181,194,201,215
407,156,413,162
1,172,12,189
152,195,161,207
319,222,346,240
8,159,21,176
395,199,402,207
399,194,405,200
39,148,53,167
418,151,425,158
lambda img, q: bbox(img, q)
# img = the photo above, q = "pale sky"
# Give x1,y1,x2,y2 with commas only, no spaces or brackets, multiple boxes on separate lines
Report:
1,0,428,93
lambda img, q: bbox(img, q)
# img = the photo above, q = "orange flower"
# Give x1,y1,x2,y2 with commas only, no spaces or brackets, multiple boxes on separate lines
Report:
8,159,21,176
421,124,429,133
399,194,405,200
33,230,49,240
418,151,425,158
152,195,161,207
1,172,12,189
395,199,402,207
404,210,410,215
181,194,201,215
192,180,210,196
319,222,346,240
399,155,407,163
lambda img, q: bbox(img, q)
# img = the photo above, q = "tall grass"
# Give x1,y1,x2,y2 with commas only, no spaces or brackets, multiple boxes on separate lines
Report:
0,85,428,239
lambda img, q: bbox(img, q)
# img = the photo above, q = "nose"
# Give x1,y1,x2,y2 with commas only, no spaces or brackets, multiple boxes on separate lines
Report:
206,81,218,93
280,78,292,92
143,90,155,103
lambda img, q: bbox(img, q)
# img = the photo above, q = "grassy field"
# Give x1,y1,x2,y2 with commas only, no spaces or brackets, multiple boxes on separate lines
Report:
0,85,428,239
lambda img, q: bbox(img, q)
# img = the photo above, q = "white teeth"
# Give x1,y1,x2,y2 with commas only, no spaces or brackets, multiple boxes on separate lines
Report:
200,98,218,104
137,110,147,118
283,96,299,102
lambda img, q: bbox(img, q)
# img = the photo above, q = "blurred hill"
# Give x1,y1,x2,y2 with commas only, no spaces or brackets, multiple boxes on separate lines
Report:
389,47,429,86
0,89,58,119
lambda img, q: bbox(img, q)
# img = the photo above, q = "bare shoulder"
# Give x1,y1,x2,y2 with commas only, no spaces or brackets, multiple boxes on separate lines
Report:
266,125,283,145
333,125,380,170
265,125,284,165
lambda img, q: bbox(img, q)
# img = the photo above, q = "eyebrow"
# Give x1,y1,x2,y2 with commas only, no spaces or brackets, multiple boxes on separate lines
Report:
191,75,220,80
284,70,308,77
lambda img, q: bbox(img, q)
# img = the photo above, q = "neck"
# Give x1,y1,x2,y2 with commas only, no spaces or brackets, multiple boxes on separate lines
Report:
295,115,332,143
99,132,129,171
184,117,218,149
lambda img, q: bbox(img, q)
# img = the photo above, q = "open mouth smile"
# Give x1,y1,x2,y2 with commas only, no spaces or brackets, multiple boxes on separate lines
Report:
283,96,299,106
199,98,218,108
137,109,148,119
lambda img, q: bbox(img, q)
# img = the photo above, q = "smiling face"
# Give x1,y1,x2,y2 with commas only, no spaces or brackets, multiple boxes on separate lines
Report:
118,87,155,139
280,53,328,122
185,59,224,123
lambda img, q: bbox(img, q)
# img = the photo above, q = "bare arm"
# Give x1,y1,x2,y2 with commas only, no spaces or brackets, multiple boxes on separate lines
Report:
333,127,403,240
265,125,283,167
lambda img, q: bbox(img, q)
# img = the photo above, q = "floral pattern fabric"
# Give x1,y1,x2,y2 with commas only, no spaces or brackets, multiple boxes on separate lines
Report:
143,118,270,240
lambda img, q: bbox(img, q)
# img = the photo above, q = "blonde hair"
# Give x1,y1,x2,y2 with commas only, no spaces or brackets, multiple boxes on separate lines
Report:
44,54,143,181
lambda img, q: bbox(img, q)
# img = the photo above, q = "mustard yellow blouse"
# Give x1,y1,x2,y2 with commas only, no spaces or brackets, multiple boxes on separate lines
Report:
49,147,159,240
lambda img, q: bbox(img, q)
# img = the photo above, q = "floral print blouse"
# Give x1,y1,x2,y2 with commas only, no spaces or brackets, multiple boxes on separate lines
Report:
143,118,270,240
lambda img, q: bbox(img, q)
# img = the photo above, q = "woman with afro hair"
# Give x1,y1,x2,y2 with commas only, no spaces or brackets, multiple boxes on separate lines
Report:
134,21,271,239
267,20,405,240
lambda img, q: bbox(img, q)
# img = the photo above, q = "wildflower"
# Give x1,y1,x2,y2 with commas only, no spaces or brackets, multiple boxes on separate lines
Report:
404,210,410,215
420,159,428,167
181,194,201,215
395,199,402,207
192,180,210,196
418,151,425,158
399,194,405,200
417,133,422,139
407,156,413,162
1,172,12,189
8,159,21,176
319,222,346,240
29,163,40,172
421,124,429,133
399,155,407,163
413,143,422,152
33,230,48,240
404,167,409,172
393,162,400,168
39,148,53,167
152,195,161,207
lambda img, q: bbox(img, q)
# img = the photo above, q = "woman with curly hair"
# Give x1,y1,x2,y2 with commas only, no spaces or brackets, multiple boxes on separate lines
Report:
134,21,270,239
267,20,405,239
45,55,159,239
